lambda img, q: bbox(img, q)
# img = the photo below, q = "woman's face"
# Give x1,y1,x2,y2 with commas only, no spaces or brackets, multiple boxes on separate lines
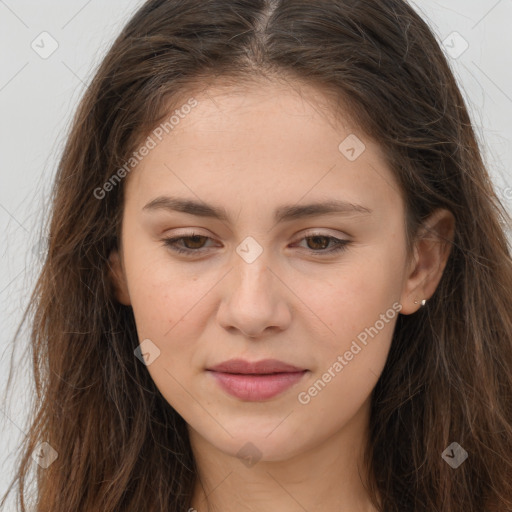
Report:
111,79,416,462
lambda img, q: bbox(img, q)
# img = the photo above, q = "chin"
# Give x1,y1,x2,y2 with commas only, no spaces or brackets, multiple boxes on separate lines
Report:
198,422,309,463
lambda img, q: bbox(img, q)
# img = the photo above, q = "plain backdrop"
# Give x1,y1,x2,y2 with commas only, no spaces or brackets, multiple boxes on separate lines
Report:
1,0,511,506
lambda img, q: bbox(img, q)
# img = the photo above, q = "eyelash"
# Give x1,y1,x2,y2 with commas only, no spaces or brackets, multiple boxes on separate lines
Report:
162,232,351,256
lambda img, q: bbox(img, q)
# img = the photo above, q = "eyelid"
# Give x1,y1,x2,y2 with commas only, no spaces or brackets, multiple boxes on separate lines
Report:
296,228,350,240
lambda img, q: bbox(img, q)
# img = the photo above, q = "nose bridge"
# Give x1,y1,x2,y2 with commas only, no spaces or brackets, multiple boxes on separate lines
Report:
216,238,291,337
232,243,274,303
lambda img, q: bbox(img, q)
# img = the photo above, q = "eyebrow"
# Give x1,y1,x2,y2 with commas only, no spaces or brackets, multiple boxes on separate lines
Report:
142,196,372,223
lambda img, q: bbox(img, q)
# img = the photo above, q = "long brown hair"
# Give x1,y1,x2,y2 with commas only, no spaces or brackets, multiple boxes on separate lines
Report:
2,0,512,510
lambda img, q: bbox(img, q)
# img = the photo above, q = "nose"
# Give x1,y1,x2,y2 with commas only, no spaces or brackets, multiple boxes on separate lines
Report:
216,252,292,339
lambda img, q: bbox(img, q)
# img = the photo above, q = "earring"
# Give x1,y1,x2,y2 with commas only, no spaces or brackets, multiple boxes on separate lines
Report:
414,299,427,306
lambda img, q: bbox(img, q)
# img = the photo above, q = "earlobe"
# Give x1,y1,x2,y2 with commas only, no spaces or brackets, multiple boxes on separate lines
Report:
399,209,455,315
108,249,132,306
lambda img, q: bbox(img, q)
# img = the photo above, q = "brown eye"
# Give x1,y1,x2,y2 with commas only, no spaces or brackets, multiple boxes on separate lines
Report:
162,234,214,255
180,235,208,249
305,236,331,250
294,234,351,255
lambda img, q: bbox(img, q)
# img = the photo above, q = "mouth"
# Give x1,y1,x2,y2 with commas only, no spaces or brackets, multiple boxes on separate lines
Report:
206,359,308,401
207,358,306,374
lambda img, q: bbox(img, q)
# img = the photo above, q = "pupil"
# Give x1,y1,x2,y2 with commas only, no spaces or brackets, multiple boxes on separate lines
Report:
308,236,328,250
185,235,206,248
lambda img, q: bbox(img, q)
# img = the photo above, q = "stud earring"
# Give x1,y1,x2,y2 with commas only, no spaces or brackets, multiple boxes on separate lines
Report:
414,299,427,306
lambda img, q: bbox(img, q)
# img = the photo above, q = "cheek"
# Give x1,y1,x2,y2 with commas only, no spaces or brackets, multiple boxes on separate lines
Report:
294,245,405,351
292,258,402,445
122,234,210,336
290,243,404,413
125,260,215,415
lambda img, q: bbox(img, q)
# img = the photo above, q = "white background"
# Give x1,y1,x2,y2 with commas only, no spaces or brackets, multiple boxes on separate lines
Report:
1,0,511,506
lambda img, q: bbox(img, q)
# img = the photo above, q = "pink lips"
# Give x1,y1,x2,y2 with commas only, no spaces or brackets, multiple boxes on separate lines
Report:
207,358,308,401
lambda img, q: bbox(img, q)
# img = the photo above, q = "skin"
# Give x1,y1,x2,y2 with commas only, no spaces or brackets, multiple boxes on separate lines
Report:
109,78,454,512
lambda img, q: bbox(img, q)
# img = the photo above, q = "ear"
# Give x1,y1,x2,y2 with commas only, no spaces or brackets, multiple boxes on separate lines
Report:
399,208,455,315
108,249,131,306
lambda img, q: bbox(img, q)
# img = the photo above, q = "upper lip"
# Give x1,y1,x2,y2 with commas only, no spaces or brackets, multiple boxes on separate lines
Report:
207,358,306,374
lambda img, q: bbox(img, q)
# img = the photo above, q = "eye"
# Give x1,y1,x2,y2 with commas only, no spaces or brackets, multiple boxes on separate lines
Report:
161,232,351,256
292,233,351,255
162,233,214,255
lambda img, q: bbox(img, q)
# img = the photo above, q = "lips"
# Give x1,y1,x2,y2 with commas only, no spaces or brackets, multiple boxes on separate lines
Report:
206,358,308,401
207,358,305,374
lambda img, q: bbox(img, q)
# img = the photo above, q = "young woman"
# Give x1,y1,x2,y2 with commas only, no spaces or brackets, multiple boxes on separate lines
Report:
2,0,512,510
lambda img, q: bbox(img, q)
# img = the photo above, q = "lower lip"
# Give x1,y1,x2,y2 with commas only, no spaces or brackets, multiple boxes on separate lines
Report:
208,370,308,401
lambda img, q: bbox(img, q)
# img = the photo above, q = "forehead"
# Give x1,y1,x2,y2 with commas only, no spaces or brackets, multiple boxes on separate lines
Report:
124,78,403,220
